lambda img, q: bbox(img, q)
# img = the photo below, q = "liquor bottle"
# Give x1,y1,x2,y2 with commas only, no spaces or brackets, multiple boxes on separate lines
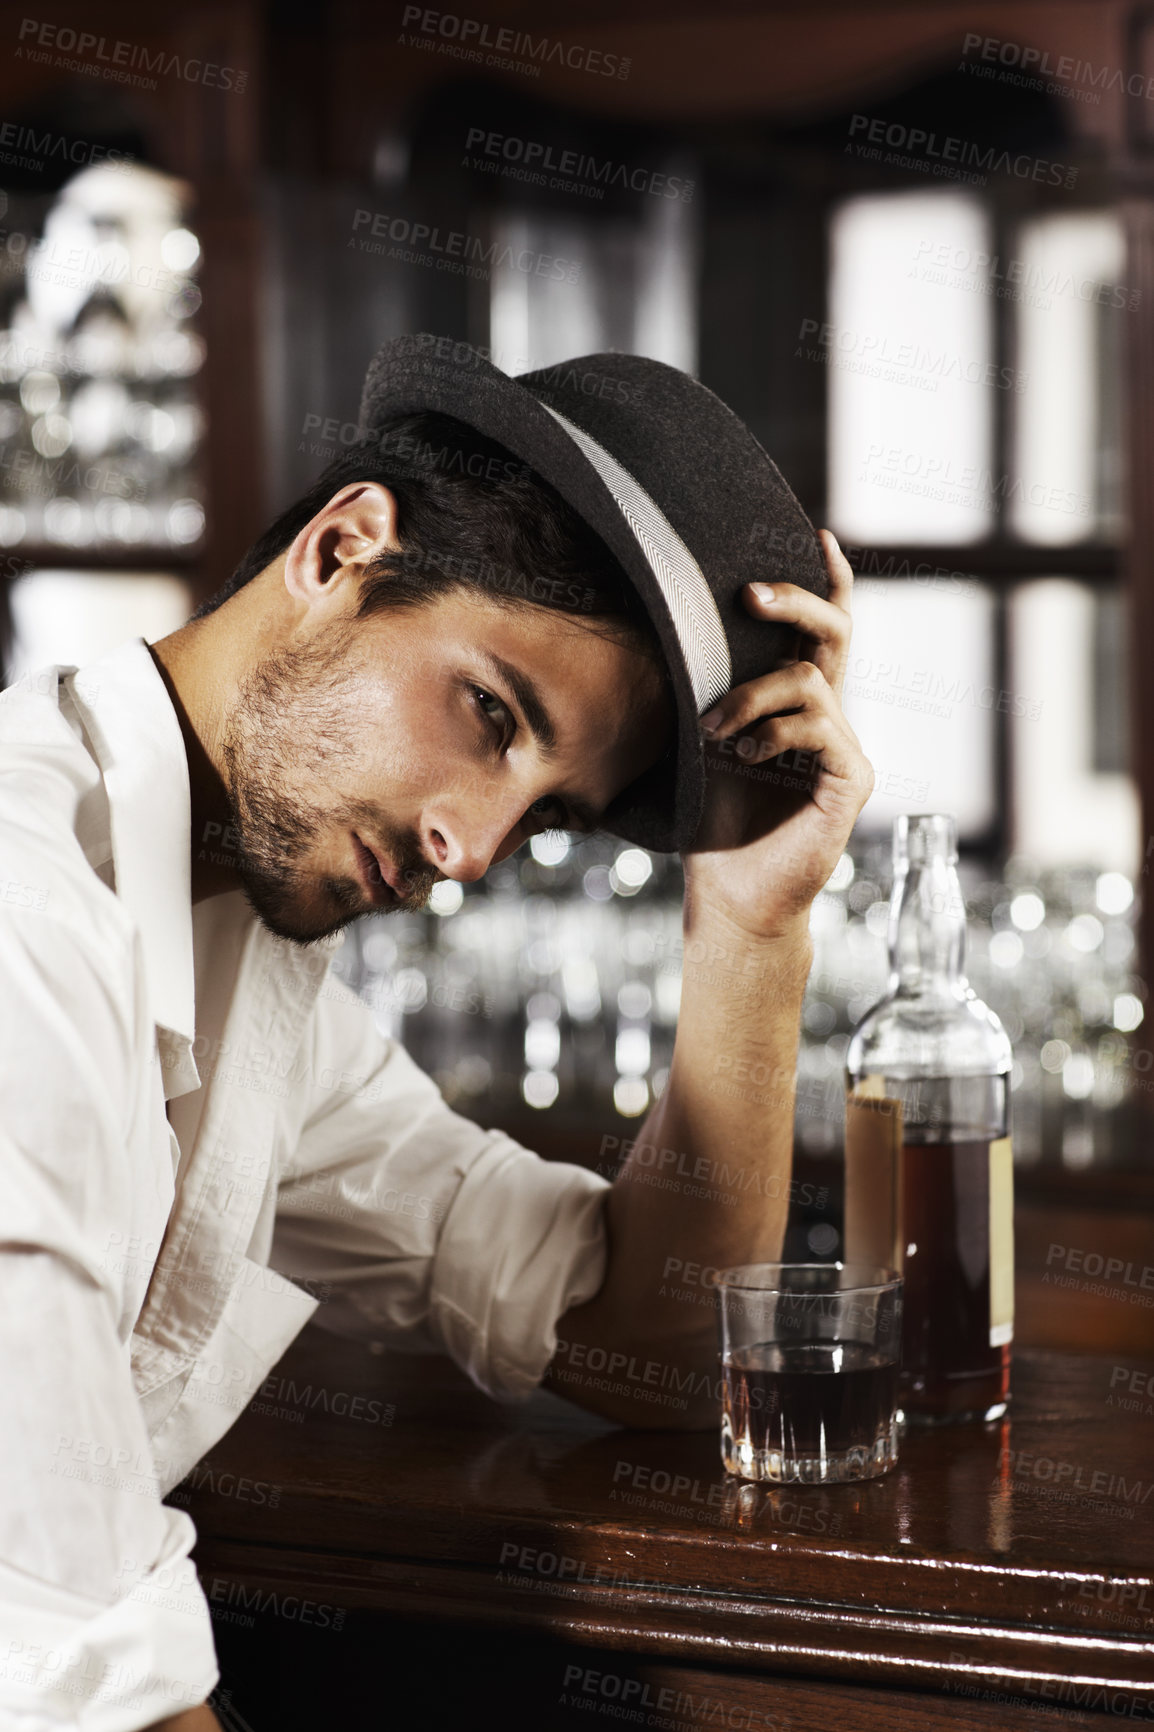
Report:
843,814,1013,1424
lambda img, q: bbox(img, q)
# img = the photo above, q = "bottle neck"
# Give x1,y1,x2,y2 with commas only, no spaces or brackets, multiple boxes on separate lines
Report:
888,858,968,999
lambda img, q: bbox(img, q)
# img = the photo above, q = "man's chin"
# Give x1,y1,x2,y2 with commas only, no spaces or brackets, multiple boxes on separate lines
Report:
238,865,366,947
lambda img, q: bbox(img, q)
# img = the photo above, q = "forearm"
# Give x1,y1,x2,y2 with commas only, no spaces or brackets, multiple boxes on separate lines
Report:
548,909,813,1427
639,909,813,1267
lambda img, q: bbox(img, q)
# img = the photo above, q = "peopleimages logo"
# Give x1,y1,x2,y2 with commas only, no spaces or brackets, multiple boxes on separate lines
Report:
796,317,1027,393
0,119,133,174
858,444,1092,519
399,7,630,81
910,238,1139,311
559,1665,791,1729
847,113,1078,189
463,128,694,203
961,31,1154,104
16,18,248,92
350,207,581,283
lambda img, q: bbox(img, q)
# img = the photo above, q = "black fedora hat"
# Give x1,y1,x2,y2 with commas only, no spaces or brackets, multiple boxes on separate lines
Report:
358,333,828,855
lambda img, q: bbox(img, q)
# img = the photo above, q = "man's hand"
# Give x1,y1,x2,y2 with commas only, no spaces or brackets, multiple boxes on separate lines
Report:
685,529,873,940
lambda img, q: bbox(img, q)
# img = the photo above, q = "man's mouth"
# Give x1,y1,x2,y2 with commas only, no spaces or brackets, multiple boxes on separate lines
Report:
352,833,401,908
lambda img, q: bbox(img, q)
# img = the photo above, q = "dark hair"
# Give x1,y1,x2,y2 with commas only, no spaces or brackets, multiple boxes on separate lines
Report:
194,410,664,665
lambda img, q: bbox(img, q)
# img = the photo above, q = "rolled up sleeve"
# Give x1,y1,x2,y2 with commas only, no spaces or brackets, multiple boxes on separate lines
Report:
272,976,609,1400
0,908,219,1728
0,1500,213,1730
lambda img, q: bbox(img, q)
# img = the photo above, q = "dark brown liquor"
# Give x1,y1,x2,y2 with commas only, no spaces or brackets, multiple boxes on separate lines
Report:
722,1340,899,1483
844,814,1014,1426
899,1137,1011,1421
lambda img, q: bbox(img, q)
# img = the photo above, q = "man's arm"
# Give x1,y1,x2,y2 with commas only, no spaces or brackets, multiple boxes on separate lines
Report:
151,1709,223,1731
547,533,872,1426
546,919,812,1427
0,904,220,1723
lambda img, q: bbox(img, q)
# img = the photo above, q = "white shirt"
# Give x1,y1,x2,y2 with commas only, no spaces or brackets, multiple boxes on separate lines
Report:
0,638,609,1729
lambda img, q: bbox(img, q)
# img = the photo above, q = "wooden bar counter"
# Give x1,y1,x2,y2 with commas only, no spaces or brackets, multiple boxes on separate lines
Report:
177,1315,1154,1730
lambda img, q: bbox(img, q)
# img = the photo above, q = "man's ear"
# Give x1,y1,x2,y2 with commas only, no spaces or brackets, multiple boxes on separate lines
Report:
283,482,399,608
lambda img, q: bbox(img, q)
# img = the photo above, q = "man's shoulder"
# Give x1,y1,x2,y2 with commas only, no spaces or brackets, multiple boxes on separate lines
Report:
0,662,127,945
0,660,79,748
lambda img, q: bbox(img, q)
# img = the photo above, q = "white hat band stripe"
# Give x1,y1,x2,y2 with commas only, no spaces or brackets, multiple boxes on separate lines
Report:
540,403,732,714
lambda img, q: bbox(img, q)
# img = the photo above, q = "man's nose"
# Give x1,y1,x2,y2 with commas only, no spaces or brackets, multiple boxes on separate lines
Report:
421,803,521,882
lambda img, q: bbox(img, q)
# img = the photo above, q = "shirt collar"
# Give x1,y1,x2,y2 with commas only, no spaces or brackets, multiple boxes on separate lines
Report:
67,637,196,1054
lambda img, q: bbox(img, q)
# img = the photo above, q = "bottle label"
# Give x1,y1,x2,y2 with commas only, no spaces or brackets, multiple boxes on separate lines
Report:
989,1134,1014,1347
844,1078,902,1272
848,1080,1014,1349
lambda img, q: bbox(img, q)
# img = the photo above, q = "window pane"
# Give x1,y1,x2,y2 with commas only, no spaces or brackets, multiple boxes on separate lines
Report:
6,568,192,679
841,577,997,839
1009,211,1126,545
1008,579,1138,871
828,190,994,543
488,177,698,375
488,212,608,374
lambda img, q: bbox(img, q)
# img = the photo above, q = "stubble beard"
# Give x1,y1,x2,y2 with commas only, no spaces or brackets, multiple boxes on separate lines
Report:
219,627,436,944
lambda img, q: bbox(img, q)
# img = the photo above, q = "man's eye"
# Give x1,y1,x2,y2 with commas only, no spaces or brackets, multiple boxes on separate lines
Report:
528,796,567,826
471,685,510,734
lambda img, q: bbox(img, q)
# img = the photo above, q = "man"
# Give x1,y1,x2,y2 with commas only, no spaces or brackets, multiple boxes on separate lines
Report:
0,335,872,1730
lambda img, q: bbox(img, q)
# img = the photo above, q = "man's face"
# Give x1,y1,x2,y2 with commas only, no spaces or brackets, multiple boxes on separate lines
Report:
219,588,673,944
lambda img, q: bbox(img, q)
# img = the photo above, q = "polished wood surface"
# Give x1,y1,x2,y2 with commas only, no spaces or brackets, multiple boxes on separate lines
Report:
182,1323,1154,1727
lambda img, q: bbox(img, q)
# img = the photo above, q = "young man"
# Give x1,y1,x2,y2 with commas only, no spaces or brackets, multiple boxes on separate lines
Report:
0,336,872,1730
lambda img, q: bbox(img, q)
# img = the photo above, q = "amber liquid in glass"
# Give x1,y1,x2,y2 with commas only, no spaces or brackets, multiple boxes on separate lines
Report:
899,1136,1010,1422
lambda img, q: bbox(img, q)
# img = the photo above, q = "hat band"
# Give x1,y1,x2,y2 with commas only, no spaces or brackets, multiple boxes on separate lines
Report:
539,403,732,715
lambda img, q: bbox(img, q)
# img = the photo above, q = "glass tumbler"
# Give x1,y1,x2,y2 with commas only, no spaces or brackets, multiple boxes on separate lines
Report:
718,1262,903,1484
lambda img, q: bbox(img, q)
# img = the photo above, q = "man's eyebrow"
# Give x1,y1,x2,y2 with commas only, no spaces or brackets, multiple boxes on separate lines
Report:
478,649,605,834
481,651,557,757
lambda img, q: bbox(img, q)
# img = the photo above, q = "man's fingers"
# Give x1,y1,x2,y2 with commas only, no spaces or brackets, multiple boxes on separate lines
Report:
741,580,848,644
725,709,874,795
739,529,855,696
818,527,855,602
699,645,874,803
701,658,829,740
